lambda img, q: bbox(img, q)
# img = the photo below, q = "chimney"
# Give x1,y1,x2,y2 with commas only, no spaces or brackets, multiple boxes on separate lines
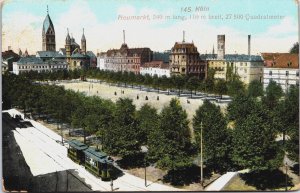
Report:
183,30,185,42
217,35,225,60
248,35,251,56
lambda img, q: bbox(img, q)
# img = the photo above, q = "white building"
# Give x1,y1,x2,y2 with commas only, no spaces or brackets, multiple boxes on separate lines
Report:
13,56,68,75
140,61,170,77
262,53,299,93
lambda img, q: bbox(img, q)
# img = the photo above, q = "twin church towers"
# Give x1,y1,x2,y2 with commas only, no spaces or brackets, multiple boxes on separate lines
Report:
42,6,86,55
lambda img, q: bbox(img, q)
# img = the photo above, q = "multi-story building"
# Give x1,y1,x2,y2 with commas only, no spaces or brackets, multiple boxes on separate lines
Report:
203,35,264,84
140,60,170,77
97,31,153,74
12,56,68,75
169,34,207,79
262,53,299,93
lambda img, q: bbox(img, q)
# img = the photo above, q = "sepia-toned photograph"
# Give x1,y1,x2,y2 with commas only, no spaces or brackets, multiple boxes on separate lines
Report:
1,0,299,191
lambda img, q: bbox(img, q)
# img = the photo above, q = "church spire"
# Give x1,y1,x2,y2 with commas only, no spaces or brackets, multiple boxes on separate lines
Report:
81,28,86,54
81,28,86,41
47,5,49,15
212,44,215,55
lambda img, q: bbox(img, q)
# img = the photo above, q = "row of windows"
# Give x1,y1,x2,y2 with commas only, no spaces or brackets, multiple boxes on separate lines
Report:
269,71,299,76
19,65,67,69
105,59,140,63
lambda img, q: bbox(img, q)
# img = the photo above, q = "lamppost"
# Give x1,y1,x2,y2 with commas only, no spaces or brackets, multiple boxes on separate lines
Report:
200,122,204,187
141,146,148,187
285,161,288,191
110,177,114,192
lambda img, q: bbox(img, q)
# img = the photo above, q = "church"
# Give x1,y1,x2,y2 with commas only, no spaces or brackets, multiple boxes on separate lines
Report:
37,7,96,70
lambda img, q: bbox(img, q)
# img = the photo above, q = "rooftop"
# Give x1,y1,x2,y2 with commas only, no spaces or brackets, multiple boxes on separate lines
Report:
84,147,113,164
17,56,44,64
201,54,263,62
68,139,88,150
262,53,299,69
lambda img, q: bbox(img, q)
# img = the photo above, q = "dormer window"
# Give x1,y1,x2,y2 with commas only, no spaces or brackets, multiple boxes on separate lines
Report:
287,61,292,67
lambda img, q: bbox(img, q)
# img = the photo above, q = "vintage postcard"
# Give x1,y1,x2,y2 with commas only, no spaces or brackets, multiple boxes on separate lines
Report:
1,0,299,192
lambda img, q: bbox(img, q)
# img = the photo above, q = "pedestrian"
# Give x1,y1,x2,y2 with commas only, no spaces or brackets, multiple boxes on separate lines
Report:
137,95,139,100
187,99,190,104
114,91,117,95
145,96,148,100
157,96,159,100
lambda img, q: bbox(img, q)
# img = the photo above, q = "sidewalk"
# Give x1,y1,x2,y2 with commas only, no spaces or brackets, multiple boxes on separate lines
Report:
205,172,237,191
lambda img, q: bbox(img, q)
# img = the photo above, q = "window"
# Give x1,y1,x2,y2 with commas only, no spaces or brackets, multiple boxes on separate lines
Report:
296,71,299,77
269,71,272,76
286,71,289,76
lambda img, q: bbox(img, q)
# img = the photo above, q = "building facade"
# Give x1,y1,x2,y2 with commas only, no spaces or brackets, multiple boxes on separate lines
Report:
140,60,170,77
169,41,206,79
262,53,299,93
12,56,68,75
203,34,264,84
97,32,153,74
203,54,264,84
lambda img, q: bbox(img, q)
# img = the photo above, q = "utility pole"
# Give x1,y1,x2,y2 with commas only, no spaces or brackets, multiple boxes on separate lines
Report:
200,122,204,187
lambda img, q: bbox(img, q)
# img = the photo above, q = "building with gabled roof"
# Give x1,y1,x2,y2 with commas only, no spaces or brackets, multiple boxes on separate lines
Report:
262,53,299,93
97,30,152,74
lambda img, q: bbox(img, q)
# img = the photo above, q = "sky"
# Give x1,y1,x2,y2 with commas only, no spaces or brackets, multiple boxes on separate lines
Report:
1,0,299,55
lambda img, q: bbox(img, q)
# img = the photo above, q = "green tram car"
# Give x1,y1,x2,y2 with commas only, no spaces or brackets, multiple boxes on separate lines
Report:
84,147,113,181
67,139,118,181
67,139,88,164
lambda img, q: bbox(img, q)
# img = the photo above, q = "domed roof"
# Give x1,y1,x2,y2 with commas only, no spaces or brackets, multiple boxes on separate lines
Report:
43,14,55,33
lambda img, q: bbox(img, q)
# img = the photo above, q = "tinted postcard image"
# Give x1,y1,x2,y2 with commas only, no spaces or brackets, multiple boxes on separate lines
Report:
2,0,299,191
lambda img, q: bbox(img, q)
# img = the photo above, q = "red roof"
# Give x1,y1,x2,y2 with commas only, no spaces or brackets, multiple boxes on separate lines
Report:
262,53,299,69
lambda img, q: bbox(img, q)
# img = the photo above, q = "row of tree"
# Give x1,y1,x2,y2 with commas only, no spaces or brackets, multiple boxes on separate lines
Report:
3,72,298,184
19,68,245,98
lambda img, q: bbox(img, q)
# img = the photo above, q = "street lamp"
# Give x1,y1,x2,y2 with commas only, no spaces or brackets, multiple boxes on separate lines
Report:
141,146,148,187
285,161,288,191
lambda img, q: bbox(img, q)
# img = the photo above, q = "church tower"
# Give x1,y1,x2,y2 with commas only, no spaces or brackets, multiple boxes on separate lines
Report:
65,28,71,57
42,6,56,51
81,28,86,54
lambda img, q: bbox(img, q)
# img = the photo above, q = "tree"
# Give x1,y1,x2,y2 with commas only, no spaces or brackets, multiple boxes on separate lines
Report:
106,98,140,157
289,42,299,54
193,100,232,172
214,79,227,98
247,80,263,98
227,94,258,123
172,75,185,96
227,78,245,97
276,85,299,161
262,80,283,110
152,74,160,92
161,75,171,95
231,105,283,172
136,104,159,145
186,76,199,98
148,98,192,170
